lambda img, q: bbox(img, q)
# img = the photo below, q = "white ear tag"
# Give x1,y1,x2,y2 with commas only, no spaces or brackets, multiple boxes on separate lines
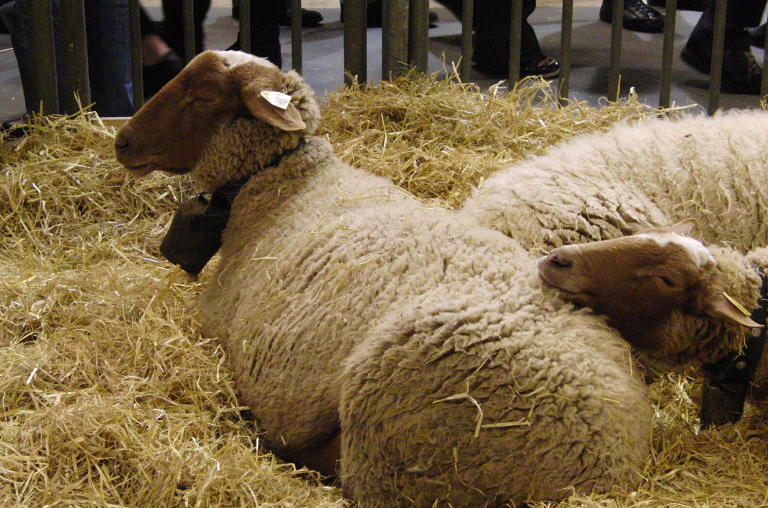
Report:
260,91,291,110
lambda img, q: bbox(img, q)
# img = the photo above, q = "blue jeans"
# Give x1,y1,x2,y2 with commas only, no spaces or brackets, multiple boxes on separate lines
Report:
0,0,133,117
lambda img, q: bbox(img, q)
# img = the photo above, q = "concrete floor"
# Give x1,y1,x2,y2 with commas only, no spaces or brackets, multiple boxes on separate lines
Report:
1,1,765,124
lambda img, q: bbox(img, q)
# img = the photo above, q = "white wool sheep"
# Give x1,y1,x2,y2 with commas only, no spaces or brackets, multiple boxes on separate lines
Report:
461,110,768,253
115,50,655,505
460,111,768,409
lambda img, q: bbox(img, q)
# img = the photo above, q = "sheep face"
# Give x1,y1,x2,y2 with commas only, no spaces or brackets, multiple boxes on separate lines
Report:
114,50,307,177
538,229,760,361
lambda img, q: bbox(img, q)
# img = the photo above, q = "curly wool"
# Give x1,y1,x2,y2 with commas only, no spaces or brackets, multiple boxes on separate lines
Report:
185,118,653,506
462,109,768,252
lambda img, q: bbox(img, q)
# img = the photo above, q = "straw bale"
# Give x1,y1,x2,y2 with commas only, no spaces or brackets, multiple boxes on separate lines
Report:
1,77,766,508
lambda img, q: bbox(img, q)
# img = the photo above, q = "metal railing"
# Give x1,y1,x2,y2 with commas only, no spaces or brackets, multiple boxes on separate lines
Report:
22,0,767,117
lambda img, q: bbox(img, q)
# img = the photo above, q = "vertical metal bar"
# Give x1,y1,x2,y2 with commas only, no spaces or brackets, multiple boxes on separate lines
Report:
507,0,523,85
28,0,59,114
383,0,409,78
608,0,623,101
558,0,573,105
761,8,768,98
459,0,474,81
183,0,195,63
344,0,367,83
290,0,303,72
708,0,726,115
60,0,90,113
408,0,429,72
240,0,251,53
128,0,144,111
658,0,677,108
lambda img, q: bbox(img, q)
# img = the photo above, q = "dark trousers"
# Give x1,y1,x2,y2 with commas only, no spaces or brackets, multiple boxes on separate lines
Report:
438,0,541,67
689,0,767,50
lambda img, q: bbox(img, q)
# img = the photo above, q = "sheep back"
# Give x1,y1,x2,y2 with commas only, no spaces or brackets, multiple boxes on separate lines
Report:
463,110,768,252
340,271,652,507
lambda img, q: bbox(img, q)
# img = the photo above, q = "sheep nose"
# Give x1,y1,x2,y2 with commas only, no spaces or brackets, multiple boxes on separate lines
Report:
114,131,130,152
547,252,572,268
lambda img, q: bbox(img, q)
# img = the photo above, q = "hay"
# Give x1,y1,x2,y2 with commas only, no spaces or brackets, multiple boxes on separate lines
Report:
321,72,672,208
1,75,766,508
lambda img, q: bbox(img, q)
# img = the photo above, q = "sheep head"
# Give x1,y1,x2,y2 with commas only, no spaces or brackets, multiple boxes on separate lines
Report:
114,50,320,177
537,225,762,371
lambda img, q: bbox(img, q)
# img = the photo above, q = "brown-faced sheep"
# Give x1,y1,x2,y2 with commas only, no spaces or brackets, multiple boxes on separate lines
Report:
113,51,760,506
459,112,768,418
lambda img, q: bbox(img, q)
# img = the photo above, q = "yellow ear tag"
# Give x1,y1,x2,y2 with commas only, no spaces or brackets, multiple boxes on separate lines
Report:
723,292,752,317
260,90,291,110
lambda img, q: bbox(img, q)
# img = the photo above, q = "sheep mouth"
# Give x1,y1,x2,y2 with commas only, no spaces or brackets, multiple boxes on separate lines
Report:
122,162,156,177
538,273,588,297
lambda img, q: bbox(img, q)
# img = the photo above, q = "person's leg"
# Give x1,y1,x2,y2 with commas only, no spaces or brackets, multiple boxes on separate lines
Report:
250,0,283,67
681,0,767,94
471,0,558,78
84,0,134,116
161,0,210,57
0,0,35,113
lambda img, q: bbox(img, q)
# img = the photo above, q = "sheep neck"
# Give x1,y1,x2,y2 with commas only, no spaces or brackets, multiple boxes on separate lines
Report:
191,118,305,193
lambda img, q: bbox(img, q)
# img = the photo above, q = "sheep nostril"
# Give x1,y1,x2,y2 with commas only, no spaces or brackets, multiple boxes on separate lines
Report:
548,253,572,268
114,134,130,151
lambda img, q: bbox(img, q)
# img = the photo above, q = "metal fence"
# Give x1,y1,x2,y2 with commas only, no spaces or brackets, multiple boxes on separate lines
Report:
24,0,767,117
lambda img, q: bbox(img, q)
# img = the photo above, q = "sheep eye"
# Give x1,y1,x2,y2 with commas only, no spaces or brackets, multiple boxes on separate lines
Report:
659,276,676,287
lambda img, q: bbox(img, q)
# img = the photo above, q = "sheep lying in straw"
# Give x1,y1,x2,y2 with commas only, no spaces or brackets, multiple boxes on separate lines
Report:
461,110,768,253
460,111,768,409
115,50,657,506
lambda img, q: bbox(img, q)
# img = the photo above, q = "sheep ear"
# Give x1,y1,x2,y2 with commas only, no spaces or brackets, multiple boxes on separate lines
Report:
242,86,307,132
702,291,762,328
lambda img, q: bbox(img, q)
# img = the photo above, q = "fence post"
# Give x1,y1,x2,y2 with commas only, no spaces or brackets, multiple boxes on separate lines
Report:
343,0,367,83
507,0,523,85
28,0,59,115
128,0,144,111
59,0,91,114
707,0,726,115
408,0,429,72
383,0,409,78
658,0,677,109
558,0,573,105
290,0,303,73
607,0,623,101
183,0,196,63
459,0,473,81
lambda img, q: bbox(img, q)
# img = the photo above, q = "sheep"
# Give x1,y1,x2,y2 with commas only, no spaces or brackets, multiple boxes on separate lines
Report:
115,50,657,505
459,111,768,413
113,51,762,506
461,110,768,253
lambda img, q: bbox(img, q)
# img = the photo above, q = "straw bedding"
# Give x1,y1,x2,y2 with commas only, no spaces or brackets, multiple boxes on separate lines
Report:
1,76,767,507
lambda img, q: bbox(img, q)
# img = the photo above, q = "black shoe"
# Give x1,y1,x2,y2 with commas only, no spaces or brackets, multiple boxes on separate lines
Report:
747,23,767,49
600,0,664,33
681,41,763,95
142,50,184,98
280,8,323,27
522,55,560,79
473,54,560,79
646,0,706,11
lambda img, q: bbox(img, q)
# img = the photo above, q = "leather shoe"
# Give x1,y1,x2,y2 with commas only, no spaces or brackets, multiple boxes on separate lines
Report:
600,0,664,33
280,8,324,28
646,0,707,11
681,41,763,95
